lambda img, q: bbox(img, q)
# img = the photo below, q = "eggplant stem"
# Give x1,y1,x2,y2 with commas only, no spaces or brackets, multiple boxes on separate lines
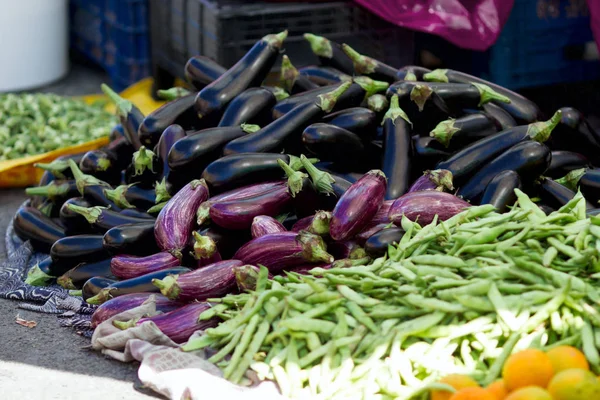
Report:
297,231,334,263
367,95,389,113
154,178,172,204
288,155,318,172
96,157,112,171
303,33,333,58
341,44,377,75
85,289,112,305
68,159,110,195
354,76,389,98
192,231,217,259
196,202,211,225
132,146,156,176
156,87,191,101
101,83,133,118
240,123,260,134
68,290,83,297
113,318,138,330
382,95,412,126
25,264,54,286
263,30,288,48
410,85,433,112
471,82,511,106
429,119,459,148
423,69,449,83
317,81,352,113
270,86,290,101
66,204,105,224
34,160,69,178
404,70,418,82
57,275,76,290
152,276,180,300
277,159,307,198
104,185,136,209
300,155,335,195
555,168,587,191
427,169,455,191
279,55,299,93
527,109,563,143
148,201,168,214
310,211,332,236
25,182,65,198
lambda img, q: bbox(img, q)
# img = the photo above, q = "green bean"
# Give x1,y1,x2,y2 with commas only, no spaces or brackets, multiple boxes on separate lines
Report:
521,282,570,333
488,283,519,332
304,291,342,304
436,280,491,301
410,254,467,268
338,285,380,307
302,299,344,319
346,301,379,333
230,320,270,383
403,294,467,313
286,296,312,312
208,328,243,363
223,314,260,379
280,317,336,334
298,336,361,368
582,320,600,370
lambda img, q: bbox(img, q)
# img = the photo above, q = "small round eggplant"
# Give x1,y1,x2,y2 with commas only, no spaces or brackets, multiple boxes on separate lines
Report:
364,227,405,257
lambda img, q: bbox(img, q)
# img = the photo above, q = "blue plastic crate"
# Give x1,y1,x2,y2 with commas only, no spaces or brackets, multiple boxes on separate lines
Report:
70,0,150,91
483,0,599,89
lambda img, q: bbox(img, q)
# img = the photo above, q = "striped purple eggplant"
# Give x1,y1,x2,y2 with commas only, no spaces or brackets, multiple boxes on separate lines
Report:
234,264,272,292
408,169,454,193
155,179,209,255
388,191,471,226
233,231,333,273
191,231,222,267
291,215,313,232
116,302,217,343
91,293,182,328
327,240,367,260
196,180,286,225
209,185,292,230
152,259,243,302
110,251,180,280
330,170,387,241
251,215,287,238
290,210,332,236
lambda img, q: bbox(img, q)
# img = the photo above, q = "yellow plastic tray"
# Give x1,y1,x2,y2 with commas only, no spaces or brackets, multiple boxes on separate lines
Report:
0,78,166,188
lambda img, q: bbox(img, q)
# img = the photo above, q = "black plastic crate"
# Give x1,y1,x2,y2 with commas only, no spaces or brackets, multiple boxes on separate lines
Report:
150,0,414,90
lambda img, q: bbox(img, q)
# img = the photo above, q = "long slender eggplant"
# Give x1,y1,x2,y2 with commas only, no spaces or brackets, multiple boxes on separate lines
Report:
59,197,94,234
190,231,222,268
83,276,117,302
168,124,260,174
556,168,600,204
101,84,144,150
364,227,405,257
322,107,378,139
396,66,431,81
155,179,209,254
482,103,517,131
330,170,387,241
479,170,521,212
342,44,399,83
65,204,150,233
304,34,354,74
539,176,593,210
233,231,333,273
103,222,159,256
25,180,78,205
382,95,413,200
50,234,108,268
412,136,452,170
139,93,199,148
251,215,287,238
57,258,114,290
104,184,156,211
280,55,319,94
389,191,471,226
184,55,227,90
104,136,136,170
109,252,182,281
298,65,352,86
79,150,121,185
68,160,121,210
194,31,287,125
197,226,252,260
302,123,365,164
546,151,590,179
367,94,389,124
436,110,562,184
13,206,65,252
218,87,276,127
430,113,499,149
125,146,161,189
224,82,352,155
91,293,182,328
546,107,600,164
119,208,154,220
408,169,454,193
154,124,186,179
152,260,243,302
423,68,543,123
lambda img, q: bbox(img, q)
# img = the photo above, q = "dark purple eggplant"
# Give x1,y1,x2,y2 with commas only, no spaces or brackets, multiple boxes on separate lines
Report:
124,146,162,189
67,159,121,210
479,170,521,212
355,223,389,246
224,82,352,155
330,170,387,241
184,55,227,90
13,206,65,252
298,65,352,86
190,231,222,268
25,180,78,205
342,44,399,83
57,258,114,290
457,141,551,202
152,260,243,302
389,191,471,226
280,55,319,94
364,227,405,257
155,179,209,253
36,169,55,188
327,240,366,260
101,84,144,150
233,231,333,273
263,86,290,101
154,124,186,179
91,293,182,328
430,113,499,149
322,107,378,139
119,208,154,219
194,31,287,125
304,34,355,75
139,93,199,148
367,94,389,124
423,68,543,123
104,136,136,170
218,87,276,127
413,136,453,170
109,252,181,281
109,124,125,141
539,176,594,210
546,151,590,179
382,95,413,200
118,302,217,344
24,257,56,286
65,204,150,233
103,222,158,256
436,110,562,185
556,168,600,204
168,125,260,174
197,226,251,260
408,170,454,193
49,234,108,268
104,184,157,211
482,103,517,131
78,150,121,185
83,276,118,302
302,123,365,164
546,107,600,165
396,66,431,81
59,197,94,234
251,215,287,238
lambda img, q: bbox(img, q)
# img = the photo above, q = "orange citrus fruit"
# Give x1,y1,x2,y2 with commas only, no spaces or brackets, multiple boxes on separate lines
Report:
448,387,496,400
485,379,508,400
504,386,553,400
547,368,600,400
546,346,589,373
431,374,480,400
502,349,554,391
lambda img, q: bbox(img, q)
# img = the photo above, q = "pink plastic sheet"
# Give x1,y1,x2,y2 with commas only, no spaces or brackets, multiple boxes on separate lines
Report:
353,0,515,51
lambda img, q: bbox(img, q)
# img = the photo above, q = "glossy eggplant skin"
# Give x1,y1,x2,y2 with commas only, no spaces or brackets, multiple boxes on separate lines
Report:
184,55,227,90
482,103,517,131
122,185,157,210
57,258,114,290
79,150,121,185
59,197,94,235
82,185,122,211
364,227,405,258
50,234,109,272
119,209,155,220
302,123,365,164
139,94,199,148
82,277,117,301
197,226,252,260
154,124,186,178
479,170,521,212
103,222,159,256
202,153,290,194
218,87,276,127
382,102,413,200
578,170,600,203
312,162,361,184
298,65,352,86
104,136,136,170
389,191,471,226
547,107,600,165
13,206,66,252
322,107,378,139
457,141,551,202
71,206,151,233
110,124,125,141
546,151,590,179
412,136,451,176
430,113,498,150
25,180,79,206
539,177,593,210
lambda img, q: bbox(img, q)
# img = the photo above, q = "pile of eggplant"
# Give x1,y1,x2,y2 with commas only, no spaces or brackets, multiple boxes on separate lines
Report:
13,31,600,343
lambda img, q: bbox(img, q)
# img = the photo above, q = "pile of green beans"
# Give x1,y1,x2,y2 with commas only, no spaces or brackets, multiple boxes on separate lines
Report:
183,190,600,400
0,93,117,160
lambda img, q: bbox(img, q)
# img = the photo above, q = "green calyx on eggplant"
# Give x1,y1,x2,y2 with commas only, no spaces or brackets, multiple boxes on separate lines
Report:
278,159,308,197
101,84,144,149
430,113,499,149
555,168,586,192
104,184,136,209
34,159,71,180
341,44,399,83
280,55,300,93
367,94,389,113
25,181,78,203
25,257,55,286
67,159,111,196
408,169,454,193
300,154,335,195
65,204,150,232
303,34,355,75
157,87,192,101
155,178,172,204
